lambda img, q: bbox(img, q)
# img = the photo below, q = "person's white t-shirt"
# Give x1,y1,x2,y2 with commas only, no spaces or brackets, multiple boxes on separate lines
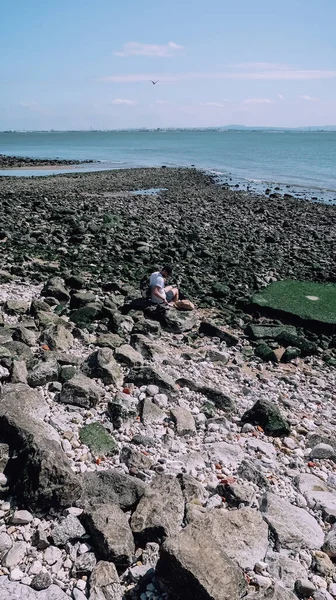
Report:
149,271,166,304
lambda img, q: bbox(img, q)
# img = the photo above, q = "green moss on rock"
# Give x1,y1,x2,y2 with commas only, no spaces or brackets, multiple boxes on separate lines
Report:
79,422,117,456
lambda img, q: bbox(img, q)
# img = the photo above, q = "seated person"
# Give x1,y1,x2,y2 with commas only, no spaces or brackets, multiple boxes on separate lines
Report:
149,264,179,305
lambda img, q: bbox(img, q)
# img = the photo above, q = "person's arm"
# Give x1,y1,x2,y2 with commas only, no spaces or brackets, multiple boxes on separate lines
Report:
152,285,169,304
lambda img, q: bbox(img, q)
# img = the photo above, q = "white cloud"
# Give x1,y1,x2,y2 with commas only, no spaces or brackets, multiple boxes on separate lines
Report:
278,94,285,100
298,94,319,101
19,101,37,108
156,100,169,104
200,101,228,107
230,62,290,70
110,98,137,105
100,69,336,83
113,41,183,58
243,98,274,104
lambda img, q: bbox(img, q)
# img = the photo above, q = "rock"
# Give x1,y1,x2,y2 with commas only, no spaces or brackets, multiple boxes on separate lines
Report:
13,326,37,347
79,470,145,511
108,391,139,429
322,525,336,557
141,398,167,425
131,475,185,544
51,514,86,546
128,365,178,392
89,561,123,600
282,347,301,362
27,358,59,387
4,341,33,366
162,310,197,333
244,583,298,599
313,592,334,600
267,553,308,589
120,446,153,471
310,443,335,460
107,311,134,336
79,422,117,456
294,474,336,517
170,406,196,436
312,551,335,577
199,386,236,412
59,374,104,408
206,348,230,363
178,473,209,505
70,291,96,309
83,503,135,568
260,493,324,550
5,299,30,315
96,332,124,350
73,552,97,576
41,324,73,352
295,579,316,597
0,577,68,599
0,384,81,509
238,458,270,489
0,532,12,560
3,541,27,568
70,303,102,325
30,572,52,591
11,510,33,525
218,481,255,507
199,321,239,346
245,324,297,341
41,277,70,303
241,399,290,437
44,546,62,565
83,348,123,386
114,344,144,366
156,523,246,600
131,334,167,362
205,441,244,469
59,364,76,382
10,359,28,384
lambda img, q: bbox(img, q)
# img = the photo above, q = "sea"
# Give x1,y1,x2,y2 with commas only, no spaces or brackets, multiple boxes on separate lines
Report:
0,129,336,203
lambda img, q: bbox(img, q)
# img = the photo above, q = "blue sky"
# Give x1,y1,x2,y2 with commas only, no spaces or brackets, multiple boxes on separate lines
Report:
1,0,336,129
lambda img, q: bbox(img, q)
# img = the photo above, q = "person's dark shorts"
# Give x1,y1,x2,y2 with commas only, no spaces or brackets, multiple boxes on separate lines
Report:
166,290,175,302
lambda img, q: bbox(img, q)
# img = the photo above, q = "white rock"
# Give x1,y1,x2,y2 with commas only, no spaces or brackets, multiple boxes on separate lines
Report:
3,541,27,568
44,545,62,565
30,560,43,575
76,579,86,591
11,510,34,525
64,507,83,518
78,543,90,554
0,474,7,486
147,385,160,397
10,567,24,581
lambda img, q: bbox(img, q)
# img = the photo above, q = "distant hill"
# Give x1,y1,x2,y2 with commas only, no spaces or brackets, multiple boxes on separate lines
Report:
219,125,336,132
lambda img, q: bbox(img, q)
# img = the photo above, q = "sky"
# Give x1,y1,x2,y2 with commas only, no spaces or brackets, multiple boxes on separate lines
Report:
1,0,336,130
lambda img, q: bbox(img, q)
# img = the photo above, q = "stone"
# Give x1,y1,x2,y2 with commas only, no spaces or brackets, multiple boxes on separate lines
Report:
27,358,59,387
206,348,230,363
70,291,96,309
83,348,123,386
108,391,139,429
205,441,244,468
322,525,336,557
13,326,37,347
294,474,336,517
89,561,123,600
260,493,324,550
79,422,117,456
245,324,298,341
313,592,334,600
5,299,30,315
83,503,135,568
41,324,74,352
41,277,70,302
199,385,236,412
4,341,33,366
128,365,178,392
96,333,124,350
244,583,298,600
70,303,102,325
255,342,279,362
312,551,335,577
51,514,86,546
59,374,104,408
31,572,52,591
238,459,270,489
10,568,24,581
107,311,134,336
44,546,62,565
267,553,308,589
170,406,196,436
59,364,76,382
3,541,27,568
162,310,197,333
11,510,33,525
241,399,290,437
114,344,144,366
11,359,28,384
310,444,335,460
0,577,73,599
178,473,209,505
156,523,246,600
141,398,167,425
295,579,316,597
131,475,185,544
73,552,97,576
199,321,239,346
79,469,145,511
218,482,255,507
0,532,12,560
0,384,81,509
130,334,167,362
120,446,153,471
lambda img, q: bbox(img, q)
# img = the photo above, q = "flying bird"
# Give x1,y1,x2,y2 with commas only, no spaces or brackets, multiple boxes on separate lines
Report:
151,80,158,85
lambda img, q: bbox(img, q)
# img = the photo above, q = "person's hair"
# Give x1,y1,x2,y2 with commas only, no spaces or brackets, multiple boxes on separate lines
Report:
161,264,173,276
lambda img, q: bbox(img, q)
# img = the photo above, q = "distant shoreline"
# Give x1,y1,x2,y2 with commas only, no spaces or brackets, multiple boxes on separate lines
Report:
0,154,96,169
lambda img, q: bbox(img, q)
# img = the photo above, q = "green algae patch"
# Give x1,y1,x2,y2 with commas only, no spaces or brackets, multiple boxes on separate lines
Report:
79,422,117,456
252,281,336,328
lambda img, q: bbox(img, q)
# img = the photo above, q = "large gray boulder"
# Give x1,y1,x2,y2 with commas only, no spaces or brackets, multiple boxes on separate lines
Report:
83,503,135,568
27,358,59,388
244,583,298,600
0,384,81,509
128,365,178,392
0,576,68,599
59,374,104,408
41,324,74,352
89,561,123,600
156,524,246,600
260,493,324,550
78,470,146,511
131,475,184,544
83,348,123,386
294,474,336,517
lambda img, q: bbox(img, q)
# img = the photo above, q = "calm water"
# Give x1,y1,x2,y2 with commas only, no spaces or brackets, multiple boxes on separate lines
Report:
0,130,335,196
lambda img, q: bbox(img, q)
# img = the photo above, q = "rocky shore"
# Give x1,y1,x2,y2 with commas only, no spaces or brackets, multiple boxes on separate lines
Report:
0,168,335,599
0,155,95,169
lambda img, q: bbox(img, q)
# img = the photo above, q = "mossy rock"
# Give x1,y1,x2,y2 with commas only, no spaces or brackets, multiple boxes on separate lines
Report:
252,280,336,332
79,422,117,456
